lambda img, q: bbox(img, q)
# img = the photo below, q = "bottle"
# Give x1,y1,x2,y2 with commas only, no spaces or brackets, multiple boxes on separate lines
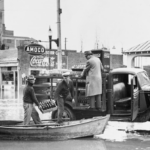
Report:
46,101,50,109
48,101,52,108
41,102,45,110
45,101,48,109
51,100,56,108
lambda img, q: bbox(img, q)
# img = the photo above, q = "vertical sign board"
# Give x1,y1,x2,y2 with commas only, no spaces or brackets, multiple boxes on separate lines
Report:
25,43,46,69
92,49,110,73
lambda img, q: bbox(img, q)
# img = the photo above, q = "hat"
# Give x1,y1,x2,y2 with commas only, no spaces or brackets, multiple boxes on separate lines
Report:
62,72,70,77
84,51,93,56
26,75,36,81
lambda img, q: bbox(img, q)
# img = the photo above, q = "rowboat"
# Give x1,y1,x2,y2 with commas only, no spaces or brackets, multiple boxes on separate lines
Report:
0,115,110,140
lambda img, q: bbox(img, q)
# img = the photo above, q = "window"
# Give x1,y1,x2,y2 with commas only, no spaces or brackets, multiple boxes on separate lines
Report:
0,12,2,19
2,72,13,82
7,39,12,43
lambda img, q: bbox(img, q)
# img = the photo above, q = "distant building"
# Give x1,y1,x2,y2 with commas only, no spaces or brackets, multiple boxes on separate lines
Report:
0,0,36,50
0,0,123,100
0,0,13,46
123,40,150,68
0,46,85,99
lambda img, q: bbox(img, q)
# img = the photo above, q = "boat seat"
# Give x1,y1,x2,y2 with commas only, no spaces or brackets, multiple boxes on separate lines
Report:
115,97,131,104
113,82,131,107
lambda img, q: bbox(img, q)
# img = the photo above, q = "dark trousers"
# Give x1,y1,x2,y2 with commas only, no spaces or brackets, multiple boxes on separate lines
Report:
89,94,101,109
57,96,65,123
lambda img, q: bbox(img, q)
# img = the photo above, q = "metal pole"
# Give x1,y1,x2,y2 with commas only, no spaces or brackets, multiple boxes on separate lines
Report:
49,36,52,70
57,0,62,69
0,0,4,49
65,38,67,50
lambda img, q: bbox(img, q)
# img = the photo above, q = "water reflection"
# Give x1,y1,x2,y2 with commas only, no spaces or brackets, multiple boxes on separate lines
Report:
0,89,18,99
0,139,108,150
0,99,23,120
0,98,52,121
1,99,150,150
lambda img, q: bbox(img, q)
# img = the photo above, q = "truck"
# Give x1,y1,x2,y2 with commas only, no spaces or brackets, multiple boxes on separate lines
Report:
33,49,150,122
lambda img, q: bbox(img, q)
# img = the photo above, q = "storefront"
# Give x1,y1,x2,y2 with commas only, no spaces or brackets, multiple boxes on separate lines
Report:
17,44,68,99
0,49,19,99
0,44,84,100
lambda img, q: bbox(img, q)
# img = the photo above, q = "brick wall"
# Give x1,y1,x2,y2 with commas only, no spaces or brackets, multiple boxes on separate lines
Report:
110,54,123,69
67,51,86,69
67,51,123,70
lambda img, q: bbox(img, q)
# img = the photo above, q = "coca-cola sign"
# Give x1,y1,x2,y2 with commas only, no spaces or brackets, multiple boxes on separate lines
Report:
25,43,45,55
30,55,67,69
30,56,49,67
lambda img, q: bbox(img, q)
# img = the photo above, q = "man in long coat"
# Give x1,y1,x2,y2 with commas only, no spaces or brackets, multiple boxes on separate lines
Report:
81,51,104,109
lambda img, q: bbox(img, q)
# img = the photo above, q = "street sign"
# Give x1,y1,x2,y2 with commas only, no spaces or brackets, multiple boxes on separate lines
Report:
25,43,45,55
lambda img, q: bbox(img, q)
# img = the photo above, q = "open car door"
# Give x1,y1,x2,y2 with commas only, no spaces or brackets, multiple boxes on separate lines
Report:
107,73,113,114
131,76,139,121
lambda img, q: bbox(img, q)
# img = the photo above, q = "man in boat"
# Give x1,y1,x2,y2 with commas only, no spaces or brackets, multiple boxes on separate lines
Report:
23,75,42,125
81,50,104,110
54,72,74,124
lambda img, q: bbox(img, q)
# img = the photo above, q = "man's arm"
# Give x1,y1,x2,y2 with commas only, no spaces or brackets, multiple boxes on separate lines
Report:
81,61,91,78
70,81,74,98
100,60,104,72
30,87,39,106
54,81,63,100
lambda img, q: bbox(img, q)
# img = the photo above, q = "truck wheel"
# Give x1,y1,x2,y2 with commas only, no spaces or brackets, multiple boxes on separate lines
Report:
51,106,76,121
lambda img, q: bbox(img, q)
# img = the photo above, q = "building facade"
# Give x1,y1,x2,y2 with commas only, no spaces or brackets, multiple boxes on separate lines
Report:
0,45,86,99
0,0,36,50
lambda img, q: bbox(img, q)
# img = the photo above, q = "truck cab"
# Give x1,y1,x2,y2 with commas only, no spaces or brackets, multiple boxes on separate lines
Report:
107,67,150,121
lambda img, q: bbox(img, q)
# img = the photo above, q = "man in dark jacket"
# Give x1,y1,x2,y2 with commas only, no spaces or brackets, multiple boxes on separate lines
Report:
54,72,74,123
23,75,42,125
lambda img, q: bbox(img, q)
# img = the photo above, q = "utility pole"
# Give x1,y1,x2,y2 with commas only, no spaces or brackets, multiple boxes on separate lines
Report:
57,0,62,69
65,38,67,50
0,0,4,49
81,40,83,52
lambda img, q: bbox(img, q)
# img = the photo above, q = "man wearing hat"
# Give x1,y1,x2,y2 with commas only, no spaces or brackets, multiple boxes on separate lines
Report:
54,72,74,123
23,75,42,125
81,50,104,109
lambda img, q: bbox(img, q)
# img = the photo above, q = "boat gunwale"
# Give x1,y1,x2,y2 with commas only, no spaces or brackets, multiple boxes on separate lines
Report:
0,115,110,130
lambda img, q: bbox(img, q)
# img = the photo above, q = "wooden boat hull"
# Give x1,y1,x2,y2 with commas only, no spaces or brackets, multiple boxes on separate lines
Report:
0,115,110,140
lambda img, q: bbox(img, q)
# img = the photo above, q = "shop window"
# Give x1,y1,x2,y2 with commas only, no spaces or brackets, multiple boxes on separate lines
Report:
22,73,27,85
0,12,2,19
50,51,55,55
2,72,13,84
62,51,65,55
31,70,40,76
7,39,12,43
8,67,11,71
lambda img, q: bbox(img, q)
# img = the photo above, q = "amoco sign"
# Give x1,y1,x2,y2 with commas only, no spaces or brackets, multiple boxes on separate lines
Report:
25,43,45,55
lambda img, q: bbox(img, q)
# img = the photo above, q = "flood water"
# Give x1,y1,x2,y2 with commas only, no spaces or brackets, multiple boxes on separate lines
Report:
0,91,150,150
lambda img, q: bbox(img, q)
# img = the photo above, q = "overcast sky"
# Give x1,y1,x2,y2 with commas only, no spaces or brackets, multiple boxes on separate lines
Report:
4,0,150,52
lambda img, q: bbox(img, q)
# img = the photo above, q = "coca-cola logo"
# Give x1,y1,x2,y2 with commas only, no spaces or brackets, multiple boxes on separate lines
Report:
30,56,49,67
25,43,45,55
